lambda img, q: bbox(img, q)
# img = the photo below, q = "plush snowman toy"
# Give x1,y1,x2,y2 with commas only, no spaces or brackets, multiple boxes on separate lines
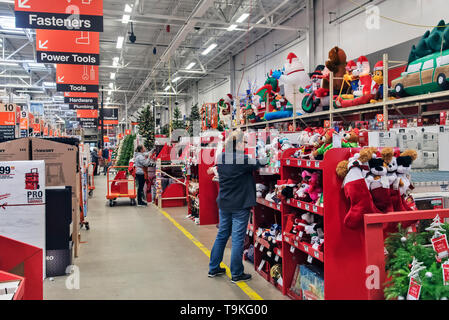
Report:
276,53,311,106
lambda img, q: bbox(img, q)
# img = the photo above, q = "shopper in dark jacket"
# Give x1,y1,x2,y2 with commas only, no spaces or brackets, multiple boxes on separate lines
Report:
102,147,110,175
208,130,267,283
134,145,150,206
90,148,99,176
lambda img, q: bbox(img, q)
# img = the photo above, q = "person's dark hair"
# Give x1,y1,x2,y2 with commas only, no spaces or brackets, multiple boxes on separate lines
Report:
135,145,144,153
224,130,244,152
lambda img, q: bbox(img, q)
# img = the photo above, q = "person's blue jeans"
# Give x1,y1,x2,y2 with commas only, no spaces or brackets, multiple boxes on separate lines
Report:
209,208,250,278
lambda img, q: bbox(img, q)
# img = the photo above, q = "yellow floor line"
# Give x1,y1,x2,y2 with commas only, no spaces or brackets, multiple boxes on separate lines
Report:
155,205,263,301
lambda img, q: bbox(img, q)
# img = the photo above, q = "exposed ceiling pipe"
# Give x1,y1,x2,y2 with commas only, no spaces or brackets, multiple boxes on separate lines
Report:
128,0,215,108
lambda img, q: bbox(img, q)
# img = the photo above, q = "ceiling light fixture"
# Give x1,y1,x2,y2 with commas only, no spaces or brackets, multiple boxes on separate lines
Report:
113,57,120,67
43,82,56,88
164,85,170,91
236,13,249,23
109,82,114,89
122,14,130,24
116,36,124,49
110,72,116,80
227,24,237,31
0,62,19,66
172,77,181,83
201,43,217,55
124,4,133,13
186,62,196,70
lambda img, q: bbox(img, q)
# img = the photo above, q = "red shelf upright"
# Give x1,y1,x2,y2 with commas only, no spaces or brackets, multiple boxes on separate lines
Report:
0,270,25,300
197,147,219,225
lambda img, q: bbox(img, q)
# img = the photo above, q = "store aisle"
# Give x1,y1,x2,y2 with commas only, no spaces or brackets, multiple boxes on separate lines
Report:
44,175,287,300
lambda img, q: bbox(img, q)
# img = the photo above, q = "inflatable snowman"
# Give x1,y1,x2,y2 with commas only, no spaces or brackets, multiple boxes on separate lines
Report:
276,53,311,106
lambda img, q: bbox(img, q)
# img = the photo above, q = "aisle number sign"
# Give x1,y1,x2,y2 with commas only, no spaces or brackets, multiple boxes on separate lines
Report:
56,64,99,92
36,30,99,65
0,104,17,139
64,92,98,104
14,0,103,32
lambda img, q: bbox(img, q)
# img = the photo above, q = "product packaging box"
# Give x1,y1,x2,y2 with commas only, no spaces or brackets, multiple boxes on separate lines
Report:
0,138,30,161
439,133,449,171
0,160,46,278
30,138,79,257
413,150,425,169
422,133,438,152
368,131,397,148
423,151,438,168
397,131,420,150
46,242,73,278
300,265,324,300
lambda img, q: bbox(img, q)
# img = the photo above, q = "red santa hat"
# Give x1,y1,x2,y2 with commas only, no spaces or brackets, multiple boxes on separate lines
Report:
346,60,357,72
357,56,369,65
373,61,383,72
287,52,298,64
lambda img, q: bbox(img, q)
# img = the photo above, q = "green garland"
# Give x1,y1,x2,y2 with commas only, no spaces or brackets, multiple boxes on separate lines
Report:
384,222,449,300
116,134,136,167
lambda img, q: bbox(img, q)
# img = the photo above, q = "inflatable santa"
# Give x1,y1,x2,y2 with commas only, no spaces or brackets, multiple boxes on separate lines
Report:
276,52,311,105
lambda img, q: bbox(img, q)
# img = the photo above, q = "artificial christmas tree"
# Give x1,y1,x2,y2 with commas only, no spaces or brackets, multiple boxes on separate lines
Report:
137,104,155,150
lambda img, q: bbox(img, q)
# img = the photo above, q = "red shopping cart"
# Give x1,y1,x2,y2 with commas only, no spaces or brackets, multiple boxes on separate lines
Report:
106,166,137,207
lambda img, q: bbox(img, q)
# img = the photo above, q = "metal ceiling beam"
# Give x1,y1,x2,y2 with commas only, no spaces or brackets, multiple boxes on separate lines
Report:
128,0,215,108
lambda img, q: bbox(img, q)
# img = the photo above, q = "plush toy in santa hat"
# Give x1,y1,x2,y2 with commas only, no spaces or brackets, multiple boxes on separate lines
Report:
336,148,380,229
370,61,384,103
274,52,311,106
218,94,233,130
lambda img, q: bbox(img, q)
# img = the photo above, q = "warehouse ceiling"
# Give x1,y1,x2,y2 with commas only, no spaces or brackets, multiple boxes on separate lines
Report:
0,0,306,124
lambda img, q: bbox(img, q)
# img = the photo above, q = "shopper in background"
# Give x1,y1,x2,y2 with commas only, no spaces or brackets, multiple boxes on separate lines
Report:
207,130,267,283
134,145,150,206
102,147,110,175
90,147,99,176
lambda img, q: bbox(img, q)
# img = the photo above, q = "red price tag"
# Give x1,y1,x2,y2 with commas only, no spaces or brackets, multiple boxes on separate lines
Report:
407,278,421,300
431,235,449,260
376,114,384,123
442,263,449,286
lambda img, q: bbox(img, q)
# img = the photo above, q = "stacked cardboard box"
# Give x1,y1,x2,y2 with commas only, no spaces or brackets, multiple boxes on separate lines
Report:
0,138,80,257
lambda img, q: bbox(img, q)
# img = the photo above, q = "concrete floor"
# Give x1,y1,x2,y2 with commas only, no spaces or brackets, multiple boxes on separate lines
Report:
44,175,288,300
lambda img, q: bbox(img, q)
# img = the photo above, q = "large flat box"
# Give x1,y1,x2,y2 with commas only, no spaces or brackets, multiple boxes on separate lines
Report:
300,265,324,300
422,132,438,152
397,131,421,150
440,133,449,171
0,138,30,161
30,138,79,257
422,151,438,168
0,160,46,278
368,131,397,148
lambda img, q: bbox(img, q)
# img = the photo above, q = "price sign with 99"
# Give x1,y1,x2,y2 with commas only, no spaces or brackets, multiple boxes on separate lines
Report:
0,166,12,175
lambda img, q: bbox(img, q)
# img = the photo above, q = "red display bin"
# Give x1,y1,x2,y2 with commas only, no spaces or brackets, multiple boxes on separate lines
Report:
0,270,25,300
0,235,43,300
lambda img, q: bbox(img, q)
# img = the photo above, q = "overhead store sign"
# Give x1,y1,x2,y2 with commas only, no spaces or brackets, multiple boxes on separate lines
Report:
56,64,99,92
78,117,97,129
69,104,98,110
76,109,98,118
14,0,103,32
64,92,98,104
20,110,28,137
0,104,17,140
36,30,99,65
101,108,118,125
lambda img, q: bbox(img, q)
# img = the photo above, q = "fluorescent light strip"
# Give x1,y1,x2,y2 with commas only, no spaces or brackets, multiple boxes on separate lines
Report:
164,85,170,91
201,43,217,56
227,24,237,31
109,83,114,89
110,72,116,80
0,62,18,66
113,57,120,66
236,13,249,23
122,14,130,24
0,74,30,78
116,36,124,49
172,77,181,83
124,4,133,13
186,62,196,70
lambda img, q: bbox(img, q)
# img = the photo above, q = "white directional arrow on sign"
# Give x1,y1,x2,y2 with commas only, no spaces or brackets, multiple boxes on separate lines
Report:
38,40,48,49
18,0,30,9
58,76,65,83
